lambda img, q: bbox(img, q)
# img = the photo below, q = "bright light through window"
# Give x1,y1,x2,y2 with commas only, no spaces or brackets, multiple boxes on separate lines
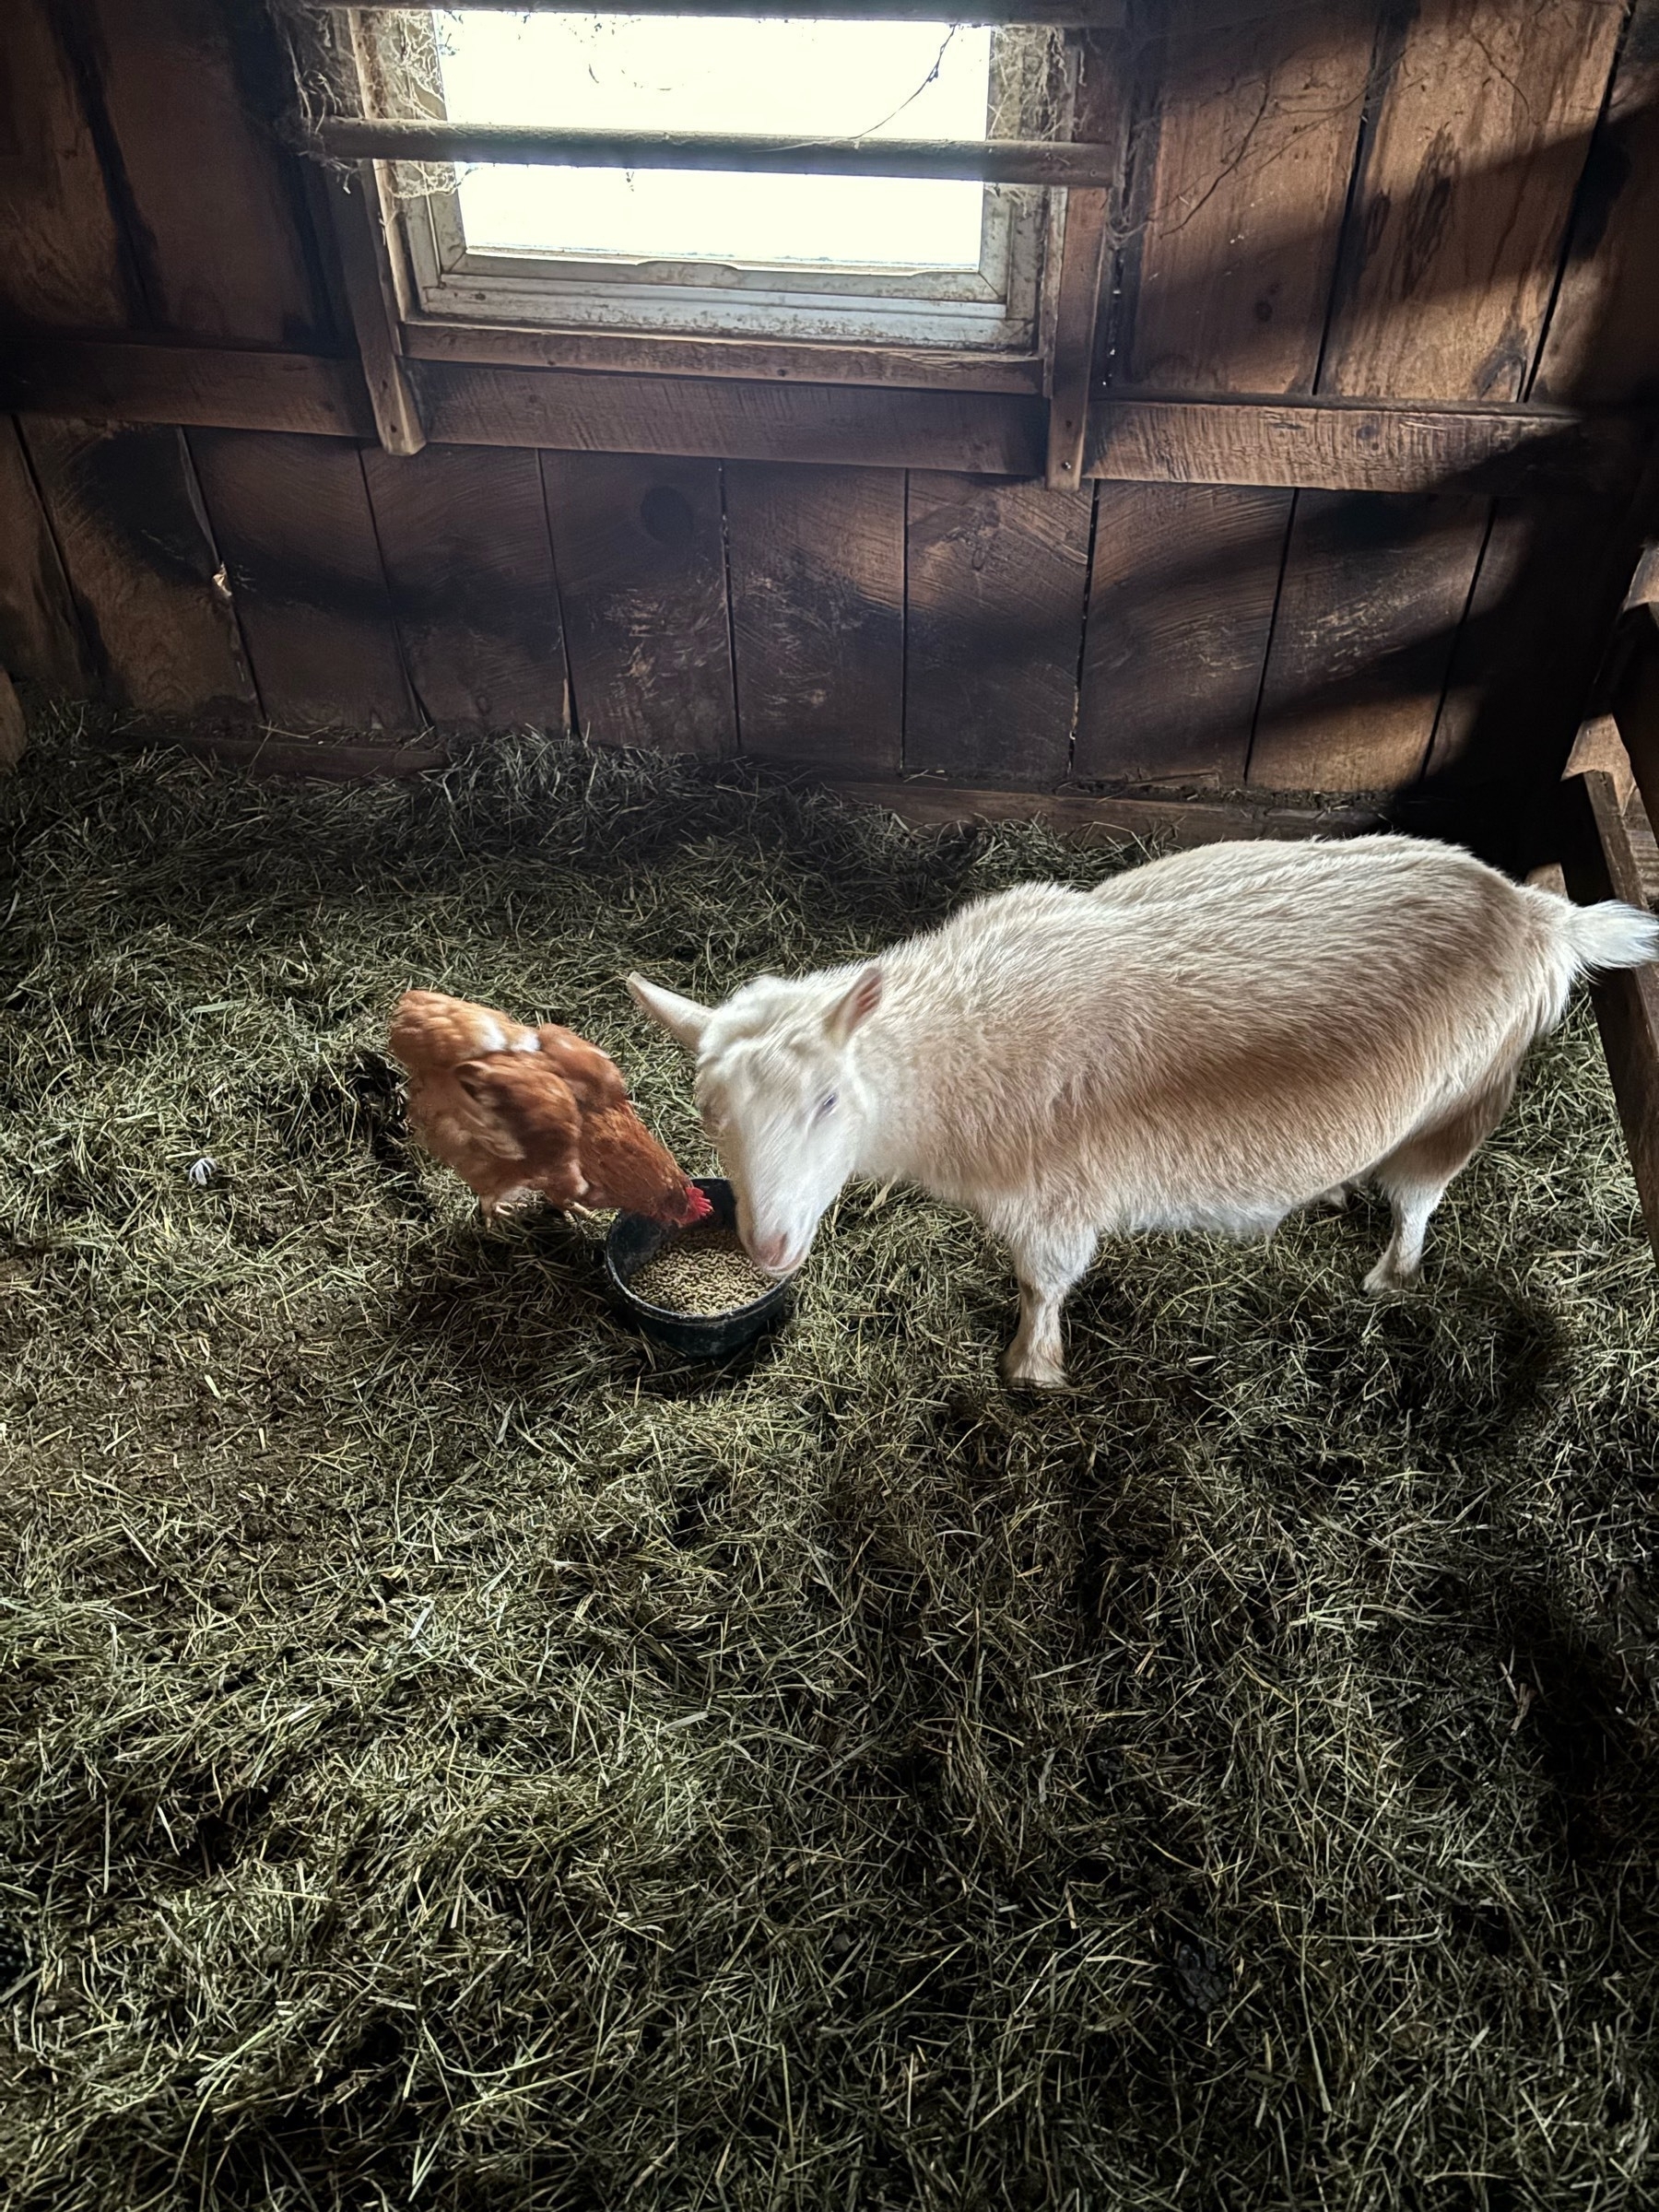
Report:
432,12,994,271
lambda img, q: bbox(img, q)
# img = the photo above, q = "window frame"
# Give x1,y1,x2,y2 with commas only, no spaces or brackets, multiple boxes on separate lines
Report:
364,10,1077,372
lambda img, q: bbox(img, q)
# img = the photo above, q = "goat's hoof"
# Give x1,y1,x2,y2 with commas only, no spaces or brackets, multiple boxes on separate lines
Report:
1317,1184,1351,1212
1362,1259,1415,1297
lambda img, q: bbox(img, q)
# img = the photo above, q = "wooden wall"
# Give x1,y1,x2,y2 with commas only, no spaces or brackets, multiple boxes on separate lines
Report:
2,0,1658,863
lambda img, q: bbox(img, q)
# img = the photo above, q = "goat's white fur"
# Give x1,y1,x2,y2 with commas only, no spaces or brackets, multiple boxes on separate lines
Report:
629,836,1659,1386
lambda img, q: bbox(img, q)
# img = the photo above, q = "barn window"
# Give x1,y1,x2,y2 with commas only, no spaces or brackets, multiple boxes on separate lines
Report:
356,9,1074,357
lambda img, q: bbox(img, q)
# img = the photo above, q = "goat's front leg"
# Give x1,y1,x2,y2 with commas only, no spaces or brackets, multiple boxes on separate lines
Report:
1000,1220,1098,1389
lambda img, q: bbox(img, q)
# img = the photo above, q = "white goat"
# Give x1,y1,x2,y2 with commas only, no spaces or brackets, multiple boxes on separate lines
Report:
628,836,1658,1386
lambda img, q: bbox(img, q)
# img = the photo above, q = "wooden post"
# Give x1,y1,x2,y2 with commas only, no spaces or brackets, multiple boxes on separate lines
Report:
324,9,425,457
1045,29,1124,489
0,668,26,771
315,118,1120,185
1612,601,1659,847
1559,766,1659,1263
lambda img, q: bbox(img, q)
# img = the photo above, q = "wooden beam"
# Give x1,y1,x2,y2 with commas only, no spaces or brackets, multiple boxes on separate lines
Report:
325,1,1127,22
0,341,1641,497
113,711,1393,845
821,777,1392,846
0,340,369,438
100,724,448,781
398,318,1046,396
0,667,26,772
314,119,1120,187
1086,395,1639,499
322,162,426,454
418,361,1047,476
1612,602,1659,852
324,9,425,455
1043,27,1141,484
1044,29,1123,489
1559,767,1659,1263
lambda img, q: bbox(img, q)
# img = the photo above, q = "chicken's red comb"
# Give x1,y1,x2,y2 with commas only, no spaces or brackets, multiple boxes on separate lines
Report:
684,1183,715,1222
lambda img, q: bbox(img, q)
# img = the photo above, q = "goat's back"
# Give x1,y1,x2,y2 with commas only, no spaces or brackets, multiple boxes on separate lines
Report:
871,837,1604,1221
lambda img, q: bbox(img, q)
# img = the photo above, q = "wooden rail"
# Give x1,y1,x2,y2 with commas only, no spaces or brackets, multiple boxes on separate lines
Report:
1561,603,1659,1263
314,119,1119,186
0,340,1639,498
321,1,1128,19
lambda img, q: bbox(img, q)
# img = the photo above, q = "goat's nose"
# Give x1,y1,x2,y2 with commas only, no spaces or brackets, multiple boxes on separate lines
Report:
754,1232,792,1274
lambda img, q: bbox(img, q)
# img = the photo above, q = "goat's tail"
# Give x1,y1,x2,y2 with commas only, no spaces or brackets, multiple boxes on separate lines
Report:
1555,897,1659,976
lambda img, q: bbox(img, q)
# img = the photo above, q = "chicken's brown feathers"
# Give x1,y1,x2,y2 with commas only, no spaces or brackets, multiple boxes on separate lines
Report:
535,1024,628,1111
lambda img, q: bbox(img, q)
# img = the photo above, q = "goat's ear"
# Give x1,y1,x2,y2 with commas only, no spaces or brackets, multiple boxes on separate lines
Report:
826,964,882,1046
627,972,712,1053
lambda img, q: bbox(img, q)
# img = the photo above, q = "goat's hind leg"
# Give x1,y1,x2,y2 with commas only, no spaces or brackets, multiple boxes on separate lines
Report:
1363,1065,1518,1295
1000,1219,1098,1389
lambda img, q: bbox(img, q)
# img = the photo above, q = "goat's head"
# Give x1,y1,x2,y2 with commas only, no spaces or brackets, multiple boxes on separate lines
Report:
627,964,883,1277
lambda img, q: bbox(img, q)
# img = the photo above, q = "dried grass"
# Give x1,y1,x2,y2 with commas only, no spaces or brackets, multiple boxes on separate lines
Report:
2,710,1657,2212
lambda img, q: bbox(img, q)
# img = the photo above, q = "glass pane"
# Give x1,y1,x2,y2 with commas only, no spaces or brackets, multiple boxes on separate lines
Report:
433,12,992,271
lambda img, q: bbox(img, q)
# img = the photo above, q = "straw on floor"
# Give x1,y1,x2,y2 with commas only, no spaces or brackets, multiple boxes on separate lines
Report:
2,714,1656,2212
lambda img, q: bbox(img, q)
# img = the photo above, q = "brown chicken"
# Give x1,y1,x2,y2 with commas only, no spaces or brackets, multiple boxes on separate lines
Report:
389,988,711,1226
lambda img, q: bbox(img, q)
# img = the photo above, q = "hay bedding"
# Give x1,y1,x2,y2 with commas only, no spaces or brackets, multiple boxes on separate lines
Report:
2,713,1657,2212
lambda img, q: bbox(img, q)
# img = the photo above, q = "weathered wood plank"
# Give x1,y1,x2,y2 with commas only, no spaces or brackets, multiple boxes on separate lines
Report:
22,418,255,715
1046,185,1112,490
0,666,27,771
400,320,1045,394
419,363,1046,478
188,429,417,731
1612,603,1659,850
1559,766,1659,1262
3,338,1635,494
335,0,1129,18
1119,0,1372,394
824,775,1391,845
360,441,568,729
1086,394,1628,496
1248,488,1491,793
77,0,326,345
102,724,448,782
1045,28,1127,488
0,340,369,438
317,117,1121,185
0,0,133,332
904,473,1092,783
723,463,902,775
323,149,426,453
1531,0,1659,408
540,451,735,758
1320,0,1627,401
1076,482,1292,785
0,415,96,695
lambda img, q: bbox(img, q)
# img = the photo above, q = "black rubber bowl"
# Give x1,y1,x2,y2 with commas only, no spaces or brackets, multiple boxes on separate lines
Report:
605,1176,792,1359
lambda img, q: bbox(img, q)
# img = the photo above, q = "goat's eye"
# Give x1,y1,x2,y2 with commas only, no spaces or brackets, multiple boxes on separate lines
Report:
816,1091,838,1119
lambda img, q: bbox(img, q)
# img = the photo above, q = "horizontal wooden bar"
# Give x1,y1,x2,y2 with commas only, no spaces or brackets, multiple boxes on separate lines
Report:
2,340,1641,497
326,1,1126,20
104,714,1392,844
413,359,1045,472
819,775,1393,845
1613,602,1659,850
0,339,370,437
100,725,449,782
1087,394,1641,499
399,318,1047,395
1559,766,1659,1262
315,118,1115,186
